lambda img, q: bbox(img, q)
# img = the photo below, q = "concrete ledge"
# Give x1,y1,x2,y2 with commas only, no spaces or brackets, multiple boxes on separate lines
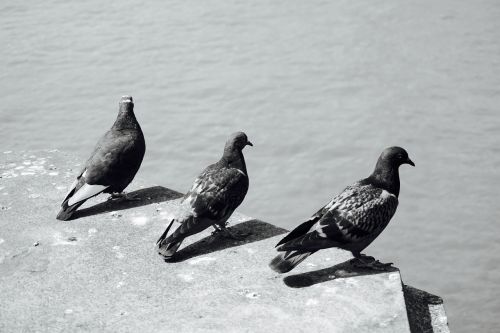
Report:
403,285,450,333
0,150,449,332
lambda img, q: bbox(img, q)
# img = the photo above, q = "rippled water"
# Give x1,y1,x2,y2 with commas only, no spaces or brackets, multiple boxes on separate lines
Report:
1,1,499,331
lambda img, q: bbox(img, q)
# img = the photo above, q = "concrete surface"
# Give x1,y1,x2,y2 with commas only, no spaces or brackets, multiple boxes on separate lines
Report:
0,150,448,332
403,285,450,333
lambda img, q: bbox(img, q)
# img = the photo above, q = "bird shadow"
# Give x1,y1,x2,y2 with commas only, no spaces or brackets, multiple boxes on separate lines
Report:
73,186,183,219
283,259,398,288
166,219,288,263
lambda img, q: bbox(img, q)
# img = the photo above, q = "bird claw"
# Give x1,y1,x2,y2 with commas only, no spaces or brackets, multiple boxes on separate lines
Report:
350,257,393,271
369,261,393,271
212,227,251,241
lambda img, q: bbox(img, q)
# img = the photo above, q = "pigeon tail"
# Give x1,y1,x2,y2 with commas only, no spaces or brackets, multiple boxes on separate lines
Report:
156,219,184,260
56,183,108,220
269,250,315,273
56,199,84,221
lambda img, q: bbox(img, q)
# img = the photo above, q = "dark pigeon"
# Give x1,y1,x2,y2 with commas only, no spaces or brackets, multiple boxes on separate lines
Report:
269,146,414,273
156,132,252,260
56,96,146,220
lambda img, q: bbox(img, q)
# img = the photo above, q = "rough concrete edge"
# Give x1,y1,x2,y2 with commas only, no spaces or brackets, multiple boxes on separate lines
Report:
1,150,450,332
403,284,450,333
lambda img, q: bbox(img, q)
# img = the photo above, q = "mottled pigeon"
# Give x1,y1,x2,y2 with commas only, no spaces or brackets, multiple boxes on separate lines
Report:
270,146,414,273
56,96,146,220
156,132,252,260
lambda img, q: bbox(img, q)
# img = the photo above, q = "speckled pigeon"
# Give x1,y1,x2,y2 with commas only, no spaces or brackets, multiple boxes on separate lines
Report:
270,146,414,273
156,132,252,260
56,96,146,220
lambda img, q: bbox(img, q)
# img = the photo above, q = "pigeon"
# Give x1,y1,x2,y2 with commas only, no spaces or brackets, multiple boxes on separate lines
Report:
269,146,414,273
156,132,252,260
56,96,146,221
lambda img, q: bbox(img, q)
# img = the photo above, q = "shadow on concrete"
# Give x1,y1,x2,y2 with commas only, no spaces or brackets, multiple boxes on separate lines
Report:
167,219,287,262
403,284,445,333
73,186,183,219
283,259,398,288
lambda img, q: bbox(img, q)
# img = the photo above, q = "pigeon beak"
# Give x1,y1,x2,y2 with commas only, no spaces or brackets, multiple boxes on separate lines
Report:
246,141,253,147
406,158,415,167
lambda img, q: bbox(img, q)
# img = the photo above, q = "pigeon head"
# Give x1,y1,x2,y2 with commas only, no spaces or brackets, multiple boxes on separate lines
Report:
224,132,253,152
114,95,140,130
119,95,134,110
222,132,252,171
377,146,415,169
367,146,414,197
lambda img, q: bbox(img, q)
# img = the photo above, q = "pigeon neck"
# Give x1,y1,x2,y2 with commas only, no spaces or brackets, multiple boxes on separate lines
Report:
368,160,400,197
222,147,247,174
113,107,140,131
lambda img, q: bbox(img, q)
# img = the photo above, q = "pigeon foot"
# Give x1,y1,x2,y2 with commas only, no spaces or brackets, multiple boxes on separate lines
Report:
211,225,251,240
350,255,393,271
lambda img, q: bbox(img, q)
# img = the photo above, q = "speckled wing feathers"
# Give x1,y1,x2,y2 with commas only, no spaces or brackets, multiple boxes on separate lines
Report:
160,164,249,247
183,165,249,222
277,183,398,252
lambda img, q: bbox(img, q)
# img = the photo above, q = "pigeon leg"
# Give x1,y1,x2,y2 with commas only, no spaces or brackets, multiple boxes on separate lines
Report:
211,224,223,236
107,192,141,201
350,253,393,271
212,224,251,240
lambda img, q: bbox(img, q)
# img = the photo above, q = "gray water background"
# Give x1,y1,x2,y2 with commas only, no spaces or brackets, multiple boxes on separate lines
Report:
1,1,499,331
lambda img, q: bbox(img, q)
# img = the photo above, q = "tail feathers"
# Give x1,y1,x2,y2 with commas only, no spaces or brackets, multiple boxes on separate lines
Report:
56,200,84,221
56,179,107,221
156,219,183,260
67,183,108,206
157,240,183,260
269,251,314,273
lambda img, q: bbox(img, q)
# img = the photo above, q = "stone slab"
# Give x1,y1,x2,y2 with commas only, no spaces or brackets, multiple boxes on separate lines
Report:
0,150,427,332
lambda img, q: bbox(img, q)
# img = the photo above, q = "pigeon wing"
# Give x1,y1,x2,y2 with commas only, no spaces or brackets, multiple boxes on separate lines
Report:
62,131,140,207
275,204,329,248
83,130,144,186
183,166,249,222
277,184,398,252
